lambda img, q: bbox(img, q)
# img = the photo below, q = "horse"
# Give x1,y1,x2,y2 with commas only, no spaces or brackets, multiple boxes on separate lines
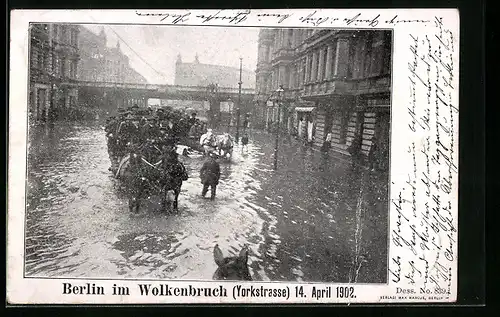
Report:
116,151,188,214
213,244,252,281
158,155,188,213
203,144,218,157
200,132,219,157
116,151,155,213
216,134,234,159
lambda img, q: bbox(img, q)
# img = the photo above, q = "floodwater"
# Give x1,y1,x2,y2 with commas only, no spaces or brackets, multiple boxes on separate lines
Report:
25,123,389,283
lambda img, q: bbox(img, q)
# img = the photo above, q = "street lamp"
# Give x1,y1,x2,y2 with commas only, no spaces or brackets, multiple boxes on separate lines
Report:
235,57,243,143
273,85,284,171
49,83,57,123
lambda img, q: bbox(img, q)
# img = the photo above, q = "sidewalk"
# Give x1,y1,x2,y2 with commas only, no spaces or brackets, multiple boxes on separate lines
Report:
238,127,387,173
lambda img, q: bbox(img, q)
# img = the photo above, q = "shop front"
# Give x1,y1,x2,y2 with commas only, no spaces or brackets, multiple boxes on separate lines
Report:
314,95,357,155
360,94,391,170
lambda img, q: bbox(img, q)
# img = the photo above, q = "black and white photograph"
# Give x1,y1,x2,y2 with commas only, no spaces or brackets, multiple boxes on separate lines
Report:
9,8,460,304
25,23,392,283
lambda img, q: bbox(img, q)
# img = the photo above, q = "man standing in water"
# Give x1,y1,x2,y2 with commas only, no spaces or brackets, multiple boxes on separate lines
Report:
200,153,221,200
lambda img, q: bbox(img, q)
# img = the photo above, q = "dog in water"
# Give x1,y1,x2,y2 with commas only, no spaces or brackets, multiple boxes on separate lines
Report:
213,244,252,281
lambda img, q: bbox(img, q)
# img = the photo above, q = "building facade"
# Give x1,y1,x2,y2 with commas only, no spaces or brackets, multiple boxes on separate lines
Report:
174,54,255,89
174,54,255,126
78,27,147,84
254,29,391,167
29,23,80,122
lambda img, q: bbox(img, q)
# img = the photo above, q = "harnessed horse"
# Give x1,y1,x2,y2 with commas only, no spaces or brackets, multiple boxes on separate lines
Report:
217,134,234,159
115,150,187,213
200,133,218,157
158,154,188,213
116,151,153,213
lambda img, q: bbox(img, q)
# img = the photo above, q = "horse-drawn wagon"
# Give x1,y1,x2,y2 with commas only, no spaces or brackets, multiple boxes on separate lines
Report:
105,106,235,213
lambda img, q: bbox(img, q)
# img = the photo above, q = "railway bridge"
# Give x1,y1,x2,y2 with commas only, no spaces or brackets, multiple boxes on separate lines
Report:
72,81,255,126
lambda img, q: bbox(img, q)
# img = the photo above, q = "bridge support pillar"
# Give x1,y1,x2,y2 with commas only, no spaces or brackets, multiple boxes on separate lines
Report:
208,98,222,129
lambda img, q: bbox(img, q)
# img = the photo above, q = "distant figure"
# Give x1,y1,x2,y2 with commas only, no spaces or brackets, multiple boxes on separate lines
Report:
348,132,364,168
368,135,379,171
241,133,249,153
188,123,199,139
306,117,315,145
188,112,197,127
297,117,304,139
200,153,221,200
117,112,139,147
321,132,332,152
243,118,249,132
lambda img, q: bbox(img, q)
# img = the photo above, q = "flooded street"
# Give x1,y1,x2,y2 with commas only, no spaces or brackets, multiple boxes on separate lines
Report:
26,123,389,283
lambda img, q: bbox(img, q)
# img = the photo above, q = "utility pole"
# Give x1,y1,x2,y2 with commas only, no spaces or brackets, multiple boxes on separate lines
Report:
235,57,242,143
226,98,232,133
273,85,284,171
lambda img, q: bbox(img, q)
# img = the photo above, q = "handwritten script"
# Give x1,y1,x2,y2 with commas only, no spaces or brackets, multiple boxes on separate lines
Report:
134,10,432,27
390,15,458,299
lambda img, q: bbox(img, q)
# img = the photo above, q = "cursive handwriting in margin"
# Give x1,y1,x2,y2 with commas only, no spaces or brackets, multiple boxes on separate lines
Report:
134,10,432,27
390,15,457,298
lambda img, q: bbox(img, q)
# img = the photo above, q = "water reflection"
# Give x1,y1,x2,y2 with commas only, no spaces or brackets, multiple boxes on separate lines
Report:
25,125,388,283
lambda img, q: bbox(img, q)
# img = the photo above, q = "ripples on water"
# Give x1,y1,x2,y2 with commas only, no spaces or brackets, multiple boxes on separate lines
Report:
25,124,389,283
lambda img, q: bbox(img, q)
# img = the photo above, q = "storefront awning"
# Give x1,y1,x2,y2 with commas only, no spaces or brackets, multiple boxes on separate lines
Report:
295,107,315,112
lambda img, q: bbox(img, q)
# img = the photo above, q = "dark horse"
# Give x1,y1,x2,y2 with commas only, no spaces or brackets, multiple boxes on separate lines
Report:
116,150,152,213
213,244,252,281
158,151,188,213
117,149,187,213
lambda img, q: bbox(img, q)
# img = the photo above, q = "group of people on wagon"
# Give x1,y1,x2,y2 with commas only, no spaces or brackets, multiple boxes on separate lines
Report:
104,105,207,172
104,104,224,202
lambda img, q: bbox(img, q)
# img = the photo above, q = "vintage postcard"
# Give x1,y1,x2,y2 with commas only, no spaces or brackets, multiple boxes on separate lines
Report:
8,9,459,304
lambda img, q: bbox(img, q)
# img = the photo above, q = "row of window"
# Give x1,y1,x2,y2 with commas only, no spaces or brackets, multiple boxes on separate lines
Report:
31,43,78,79
258,29,318,64
257,31,391,94
272,29,318,52
52,24,78,47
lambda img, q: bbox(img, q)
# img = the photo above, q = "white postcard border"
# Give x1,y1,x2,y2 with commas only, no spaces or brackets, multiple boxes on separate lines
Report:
8,8,459,304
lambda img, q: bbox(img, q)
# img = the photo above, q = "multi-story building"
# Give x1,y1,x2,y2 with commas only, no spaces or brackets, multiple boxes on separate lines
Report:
78,27,147,84
29,23,80,122
174,54,255,89
173,54,255,125
254,29,391,166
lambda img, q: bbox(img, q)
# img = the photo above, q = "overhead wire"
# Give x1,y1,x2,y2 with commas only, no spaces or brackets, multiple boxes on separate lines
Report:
105,25,168,83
